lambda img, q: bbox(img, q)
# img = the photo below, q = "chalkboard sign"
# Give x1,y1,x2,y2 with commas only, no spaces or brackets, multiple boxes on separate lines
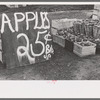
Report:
0,11,54,68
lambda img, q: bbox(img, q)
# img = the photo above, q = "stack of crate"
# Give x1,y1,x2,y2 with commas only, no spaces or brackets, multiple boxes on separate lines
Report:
51,18,97,57
51,18,77,49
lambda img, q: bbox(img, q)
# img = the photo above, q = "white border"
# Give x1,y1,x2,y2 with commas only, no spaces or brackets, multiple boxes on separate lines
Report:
0,2,100,98
0,81,100,98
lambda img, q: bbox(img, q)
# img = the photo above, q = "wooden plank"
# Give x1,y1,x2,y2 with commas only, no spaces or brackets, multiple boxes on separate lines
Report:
1,11,54,69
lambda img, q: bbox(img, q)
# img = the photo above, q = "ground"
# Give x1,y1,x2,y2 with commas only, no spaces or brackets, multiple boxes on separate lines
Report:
0,43,100,80
0,10,100,80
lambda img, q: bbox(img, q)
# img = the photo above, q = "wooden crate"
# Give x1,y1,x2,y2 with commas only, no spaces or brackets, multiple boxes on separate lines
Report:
93,25,100,38
73,41,96,57
85,24,93,37
73,21,82,35
90,41,100,54
51,27,58,35
65,39,74,52
53,34,65,47
96,47,100,54
95,44,100,54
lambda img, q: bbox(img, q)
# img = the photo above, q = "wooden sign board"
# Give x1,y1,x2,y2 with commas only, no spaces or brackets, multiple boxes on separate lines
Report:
0,11,54,69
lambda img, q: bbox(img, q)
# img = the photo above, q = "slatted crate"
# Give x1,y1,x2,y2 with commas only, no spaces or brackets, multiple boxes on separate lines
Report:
96,47,100,54
73,41,96,57
65,39,74,52
93,25,100,38
53,34,65,48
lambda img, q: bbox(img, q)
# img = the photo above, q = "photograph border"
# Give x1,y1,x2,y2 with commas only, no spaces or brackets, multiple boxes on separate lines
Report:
0,1,100,98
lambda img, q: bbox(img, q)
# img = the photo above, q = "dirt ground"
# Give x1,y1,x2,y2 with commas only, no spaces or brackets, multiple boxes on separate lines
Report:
0,10,100,80
0,43,100,80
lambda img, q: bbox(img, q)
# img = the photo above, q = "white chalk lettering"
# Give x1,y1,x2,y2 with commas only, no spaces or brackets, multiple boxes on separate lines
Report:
34,12,40,29
30,30,47,57
1,13,15,33
40,12,50,29
14,12,25,32
25,12,36,30
17,33,35,64
17,30,53,63
43,32,54,60
34,12,50,29
44,44,54,60
1,12,50,33
44,31,52,44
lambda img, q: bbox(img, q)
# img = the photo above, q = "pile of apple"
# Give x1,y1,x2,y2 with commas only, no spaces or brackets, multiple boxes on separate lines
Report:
91,38,100,47
56,19,100,46
57,27,88,42
78,41,94,46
